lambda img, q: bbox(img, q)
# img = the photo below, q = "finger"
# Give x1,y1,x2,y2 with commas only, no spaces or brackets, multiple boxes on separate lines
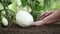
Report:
40,11,53,20
40,12,48,20
31,21,43,26
40,12,47,18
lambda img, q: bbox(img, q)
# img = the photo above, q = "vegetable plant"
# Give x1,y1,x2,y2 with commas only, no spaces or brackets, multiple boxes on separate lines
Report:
0,0,60,28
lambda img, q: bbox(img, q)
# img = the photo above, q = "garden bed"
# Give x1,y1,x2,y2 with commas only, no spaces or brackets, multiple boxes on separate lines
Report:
0,24,60,34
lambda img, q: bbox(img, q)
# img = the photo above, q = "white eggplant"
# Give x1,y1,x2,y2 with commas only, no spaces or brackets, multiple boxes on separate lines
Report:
2,17,8,26
16,10,34,27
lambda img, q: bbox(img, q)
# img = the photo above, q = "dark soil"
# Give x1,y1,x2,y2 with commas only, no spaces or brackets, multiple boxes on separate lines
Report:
0,24,60,34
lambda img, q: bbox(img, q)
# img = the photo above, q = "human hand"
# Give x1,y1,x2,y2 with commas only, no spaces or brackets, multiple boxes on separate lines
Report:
40,11,54,20
32,10,55,26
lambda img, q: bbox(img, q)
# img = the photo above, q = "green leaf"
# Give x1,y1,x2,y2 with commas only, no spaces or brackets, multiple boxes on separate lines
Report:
0,3,3,10
31,10,41,21
21,0,27,7
5,0,12,6
35,3,41,11
1,10,6,17
11,0,22,6
8,2,17,12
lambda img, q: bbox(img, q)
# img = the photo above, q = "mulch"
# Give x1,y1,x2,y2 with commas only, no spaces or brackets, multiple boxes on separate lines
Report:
0,24,60,34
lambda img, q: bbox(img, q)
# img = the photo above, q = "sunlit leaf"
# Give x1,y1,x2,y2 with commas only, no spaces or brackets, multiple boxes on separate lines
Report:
0,3,3,10
8,2,17,12
11,0,22,6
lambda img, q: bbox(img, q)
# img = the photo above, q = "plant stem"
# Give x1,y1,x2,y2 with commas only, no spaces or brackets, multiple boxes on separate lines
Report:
0,10,2,23
44,0,51,11
44,0,47,11
1,0,9,21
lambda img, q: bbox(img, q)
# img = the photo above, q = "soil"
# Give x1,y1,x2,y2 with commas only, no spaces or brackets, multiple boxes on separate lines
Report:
0,24,60,34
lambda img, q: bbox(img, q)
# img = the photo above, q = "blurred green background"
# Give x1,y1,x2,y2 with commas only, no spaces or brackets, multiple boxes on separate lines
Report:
0,0,60,27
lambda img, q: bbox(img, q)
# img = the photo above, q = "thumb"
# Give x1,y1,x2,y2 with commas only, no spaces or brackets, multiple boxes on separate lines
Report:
31,21,44,26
